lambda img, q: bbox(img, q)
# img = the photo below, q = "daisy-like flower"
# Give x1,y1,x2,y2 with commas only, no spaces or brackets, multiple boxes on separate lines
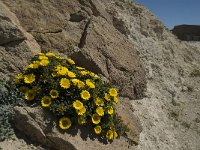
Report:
76,66,85,70
67,71,76,78
86,79,95,88
80,71,88,75
60,78,70,89
73,100,83,110
46,52,55,57
66,58,75,65
77,80,85,89
50,89,59,99
24,90,36,101
104,93,110,101
59,117,72,129
55,65,62,71
16,73,23,83
107,106,114,115
76,106,86,115
113,97,118,103
41,96,52,107
94,97,104,106
80,90,90,100
24,74,35,84
109,88,118,97
113,131,118,139
39,55,48,60
106,130,114,140
89,72,99,79
96,107,104,116
94,125,102,134
28,61,40,69
40,59,49,66
57,66,68,75
91,114,101,124
71,79,79,85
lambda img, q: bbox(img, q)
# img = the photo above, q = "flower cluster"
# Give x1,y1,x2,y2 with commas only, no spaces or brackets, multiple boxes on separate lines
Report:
15,52,128,140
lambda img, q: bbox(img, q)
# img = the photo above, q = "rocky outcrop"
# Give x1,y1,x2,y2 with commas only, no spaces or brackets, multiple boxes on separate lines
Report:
104,0,200,150
13,97,141,150
1,0,146,99
172,25,200,41
0,2,40,79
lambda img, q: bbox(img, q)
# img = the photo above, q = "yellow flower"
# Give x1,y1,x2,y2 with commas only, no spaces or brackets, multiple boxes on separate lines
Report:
24,90,36,101
57,66,68,75
96,107,104,116
106,130,114,140
104,93,110,101
55,55,62,59
81,90,90,100
89,72,99,79
19,86,29,93
94,97,104,106
107,106,114,115
40,59,49,66
113,131,118,139
78,116,86,125
80,71,88,75
109,88,118,97
16,73,23,80
41,96,52,107
92,114,101,124
77,80,85,88
39,55,48,60
76,66,85,70
113,97,118,103
55,65,62,71
71,79,79,85
68,71,76,78
50,89,59,98
24,74,35,84
76,106,86,115
94,125,102,134
60,78,70,89
86,79,95,88
16,73,23,83
46,52,55,57
28,61,39,69
67,58,75,65
73,100,83,110
59,117,72,129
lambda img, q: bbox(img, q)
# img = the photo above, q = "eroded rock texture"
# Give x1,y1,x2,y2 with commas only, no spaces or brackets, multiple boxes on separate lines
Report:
1,0,146,99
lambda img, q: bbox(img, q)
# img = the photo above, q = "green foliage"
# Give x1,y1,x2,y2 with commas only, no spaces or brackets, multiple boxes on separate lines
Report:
190,69,200,77
0,80,23,141
15,52,128,140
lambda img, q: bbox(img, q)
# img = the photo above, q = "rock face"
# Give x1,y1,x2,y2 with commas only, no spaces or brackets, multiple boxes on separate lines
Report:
172,25,200,41
0,2,40,79
103,0,200,150
13,102,141,150
1,0,146,99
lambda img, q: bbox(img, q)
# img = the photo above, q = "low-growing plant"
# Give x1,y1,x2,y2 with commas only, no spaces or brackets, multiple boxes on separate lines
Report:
0,80,23,141
190,69,200,77
15,52,128,140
